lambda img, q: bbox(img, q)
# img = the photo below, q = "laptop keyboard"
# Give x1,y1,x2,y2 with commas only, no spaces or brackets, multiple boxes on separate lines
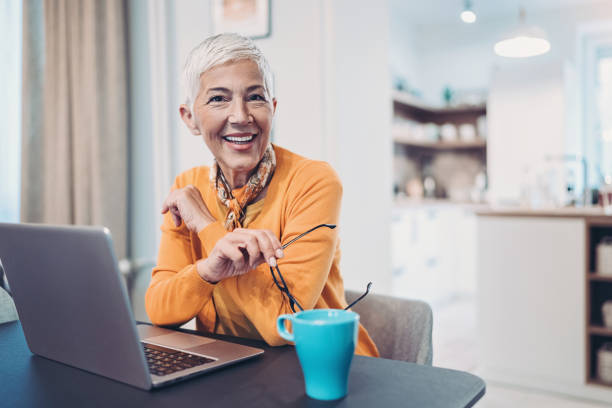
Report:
143,343,215,377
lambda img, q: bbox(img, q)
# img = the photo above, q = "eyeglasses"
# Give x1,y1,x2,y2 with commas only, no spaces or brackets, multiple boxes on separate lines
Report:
269,224,372,313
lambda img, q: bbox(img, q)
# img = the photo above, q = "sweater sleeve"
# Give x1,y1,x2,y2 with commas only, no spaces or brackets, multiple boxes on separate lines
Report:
144,174,224,329
215,161,343,346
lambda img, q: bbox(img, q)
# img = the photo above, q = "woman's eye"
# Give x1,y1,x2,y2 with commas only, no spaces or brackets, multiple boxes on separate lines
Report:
207,95,226,104
248,94,266,102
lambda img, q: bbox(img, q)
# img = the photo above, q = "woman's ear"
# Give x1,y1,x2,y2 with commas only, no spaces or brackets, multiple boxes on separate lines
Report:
179,104,201,136
272,98,277,115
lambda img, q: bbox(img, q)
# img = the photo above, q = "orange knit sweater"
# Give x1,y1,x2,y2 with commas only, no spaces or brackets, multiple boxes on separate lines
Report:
145,145,379,357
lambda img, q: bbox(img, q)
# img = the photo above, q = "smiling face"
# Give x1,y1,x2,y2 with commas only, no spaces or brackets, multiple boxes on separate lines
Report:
180,59,276,188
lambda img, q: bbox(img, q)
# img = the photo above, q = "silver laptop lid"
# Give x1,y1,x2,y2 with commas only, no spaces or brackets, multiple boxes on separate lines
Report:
0,223,152,390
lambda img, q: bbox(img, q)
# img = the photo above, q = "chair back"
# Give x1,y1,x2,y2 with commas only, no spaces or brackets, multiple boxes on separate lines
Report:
0,287,17,324
346,290,432,365
0,262,18,324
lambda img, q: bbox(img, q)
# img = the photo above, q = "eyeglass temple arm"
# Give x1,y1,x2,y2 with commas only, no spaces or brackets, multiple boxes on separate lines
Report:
345,282,373,310
272,265,304,312
281,224,336,250
272,224,335,312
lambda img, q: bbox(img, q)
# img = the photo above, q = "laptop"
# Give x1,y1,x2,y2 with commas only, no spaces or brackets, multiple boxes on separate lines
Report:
0,223,263,390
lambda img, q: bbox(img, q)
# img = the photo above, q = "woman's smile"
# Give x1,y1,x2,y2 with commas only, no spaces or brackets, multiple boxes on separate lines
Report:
222,132,258,149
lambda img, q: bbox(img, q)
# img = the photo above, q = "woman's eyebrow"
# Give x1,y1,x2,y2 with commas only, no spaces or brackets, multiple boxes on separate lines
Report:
206,87,231,94
246,85,265,92
205,85,264,94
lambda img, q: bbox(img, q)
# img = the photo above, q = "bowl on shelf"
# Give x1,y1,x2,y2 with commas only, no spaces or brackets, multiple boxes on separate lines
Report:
440,123,457,142
458,123,476,142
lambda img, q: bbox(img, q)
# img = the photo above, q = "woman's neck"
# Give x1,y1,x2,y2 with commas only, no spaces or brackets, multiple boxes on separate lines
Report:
220,165,252,190
221,167,269,203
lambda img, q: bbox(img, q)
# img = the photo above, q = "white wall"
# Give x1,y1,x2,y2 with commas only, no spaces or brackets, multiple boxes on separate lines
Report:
327,0,392,293
389,6,421,95
487,59,566,205
172,0,214,174
256,1,328,161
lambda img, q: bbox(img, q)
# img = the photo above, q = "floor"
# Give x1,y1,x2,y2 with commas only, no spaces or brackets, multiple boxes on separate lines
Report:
431,295,611,408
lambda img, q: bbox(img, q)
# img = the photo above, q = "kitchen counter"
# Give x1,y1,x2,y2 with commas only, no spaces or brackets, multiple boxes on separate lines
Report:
476,206,611,219
393,199,612,219
476,210,612,404
393,197,490,212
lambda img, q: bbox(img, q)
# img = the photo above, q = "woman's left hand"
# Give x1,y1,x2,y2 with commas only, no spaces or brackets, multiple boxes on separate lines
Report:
196,228,284,283
161,185,216,233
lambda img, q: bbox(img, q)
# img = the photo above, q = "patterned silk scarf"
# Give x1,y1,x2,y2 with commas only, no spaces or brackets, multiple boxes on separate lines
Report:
210,144,276,231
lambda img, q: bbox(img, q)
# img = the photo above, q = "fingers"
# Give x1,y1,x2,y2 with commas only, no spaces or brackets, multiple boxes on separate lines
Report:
170,208,182,227
261,229,284,259
224,245,248,273
233,229,283,268
161,185,212,231
235,234,261,268
161,195,183,227
204,229,285,284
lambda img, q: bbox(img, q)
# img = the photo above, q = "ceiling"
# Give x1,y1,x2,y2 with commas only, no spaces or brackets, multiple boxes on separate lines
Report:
389,0,610,25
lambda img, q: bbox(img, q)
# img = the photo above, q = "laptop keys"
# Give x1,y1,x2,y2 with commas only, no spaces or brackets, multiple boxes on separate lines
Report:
143,343,215,376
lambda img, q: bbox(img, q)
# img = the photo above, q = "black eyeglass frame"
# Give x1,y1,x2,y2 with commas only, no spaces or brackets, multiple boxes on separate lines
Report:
269,224,372,313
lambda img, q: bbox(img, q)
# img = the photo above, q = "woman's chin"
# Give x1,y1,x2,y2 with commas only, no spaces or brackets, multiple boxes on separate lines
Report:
221,150,263,177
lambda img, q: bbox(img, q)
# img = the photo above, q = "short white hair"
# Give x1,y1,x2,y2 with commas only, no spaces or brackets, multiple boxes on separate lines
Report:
182,33,274,109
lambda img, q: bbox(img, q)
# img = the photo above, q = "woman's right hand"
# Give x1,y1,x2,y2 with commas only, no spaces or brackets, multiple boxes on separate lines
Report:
161,185,215,233
197,228,284,284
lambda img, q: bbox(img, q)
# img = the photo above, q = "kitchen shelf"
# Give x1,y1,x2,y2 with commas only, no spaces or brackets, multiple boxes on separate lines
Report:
392,90,486,118
590,273,612,282
392,139,486,150
586,219,612,386
589,325,612,336
586,378,612,387
391,90,488,199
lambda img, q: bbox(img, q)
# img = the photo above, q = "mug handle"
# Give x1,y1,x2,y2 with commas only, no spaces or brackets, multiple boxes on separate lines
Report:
276,314,294,342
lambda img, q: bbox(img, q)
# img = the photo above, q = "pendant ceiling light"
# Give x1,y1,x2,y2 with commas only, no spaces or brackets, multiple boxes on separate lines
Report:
460,0,476,24
494,7,551,58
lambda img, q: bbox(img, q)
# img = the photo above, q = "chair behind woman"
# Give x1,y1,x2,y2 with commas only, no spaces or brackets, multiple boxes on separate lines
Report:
346,290,433,365
0,264,18,324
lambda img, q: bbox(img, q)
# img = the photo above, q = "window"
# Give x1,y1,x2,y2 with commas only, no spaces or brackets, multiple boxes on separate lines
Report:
579,24,612,189
0,0,22,222
597,51,612,183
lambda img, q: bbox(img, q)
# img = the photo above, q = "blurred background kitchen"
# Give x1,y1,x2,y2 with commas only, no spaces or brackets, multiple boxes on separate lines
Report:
2,0,612,406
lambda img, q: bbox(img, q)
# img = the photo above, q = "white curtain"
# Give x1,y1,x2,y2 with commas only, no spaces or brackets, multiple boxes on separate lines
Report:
21,0,129,259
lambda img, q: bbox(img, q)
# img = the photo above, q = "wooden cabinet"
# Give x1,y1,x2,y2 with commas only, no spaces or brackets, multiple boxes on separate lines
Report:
476,212,612,403
586,217,612,386
477,215,586,392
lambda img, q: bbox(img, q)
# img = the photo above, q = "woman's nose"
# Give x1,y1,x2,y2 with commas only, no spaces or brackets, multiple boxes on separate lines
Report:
228,100,251,124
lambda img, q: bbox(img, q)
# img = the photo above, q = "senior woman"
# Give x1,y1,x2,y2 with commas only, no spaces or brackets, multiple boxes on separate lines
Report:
145,33,379,357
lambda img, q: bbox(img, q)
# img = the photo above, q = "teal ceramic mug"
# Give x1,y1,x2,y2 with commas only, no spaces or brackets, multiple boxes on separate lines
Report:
276,309,359,401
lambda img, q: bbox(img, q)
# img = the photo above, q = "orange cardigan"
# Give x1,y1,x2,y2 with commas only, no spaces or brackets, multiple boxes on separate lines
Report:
145,145,379,357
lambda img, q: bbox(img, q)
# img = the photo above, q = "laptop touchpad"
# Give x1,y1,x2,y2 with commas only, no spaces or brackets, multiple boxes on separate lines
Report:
146,332,216,349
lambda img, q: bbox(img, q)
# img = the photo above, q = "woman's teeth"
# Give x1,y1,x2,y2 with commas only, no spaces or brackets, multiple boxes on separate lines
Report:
223,135,255,144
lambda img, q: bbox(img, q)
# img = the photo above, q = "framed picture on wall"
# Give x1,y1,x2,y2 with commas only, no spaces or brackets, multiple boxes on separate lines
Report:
212,0,271,39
